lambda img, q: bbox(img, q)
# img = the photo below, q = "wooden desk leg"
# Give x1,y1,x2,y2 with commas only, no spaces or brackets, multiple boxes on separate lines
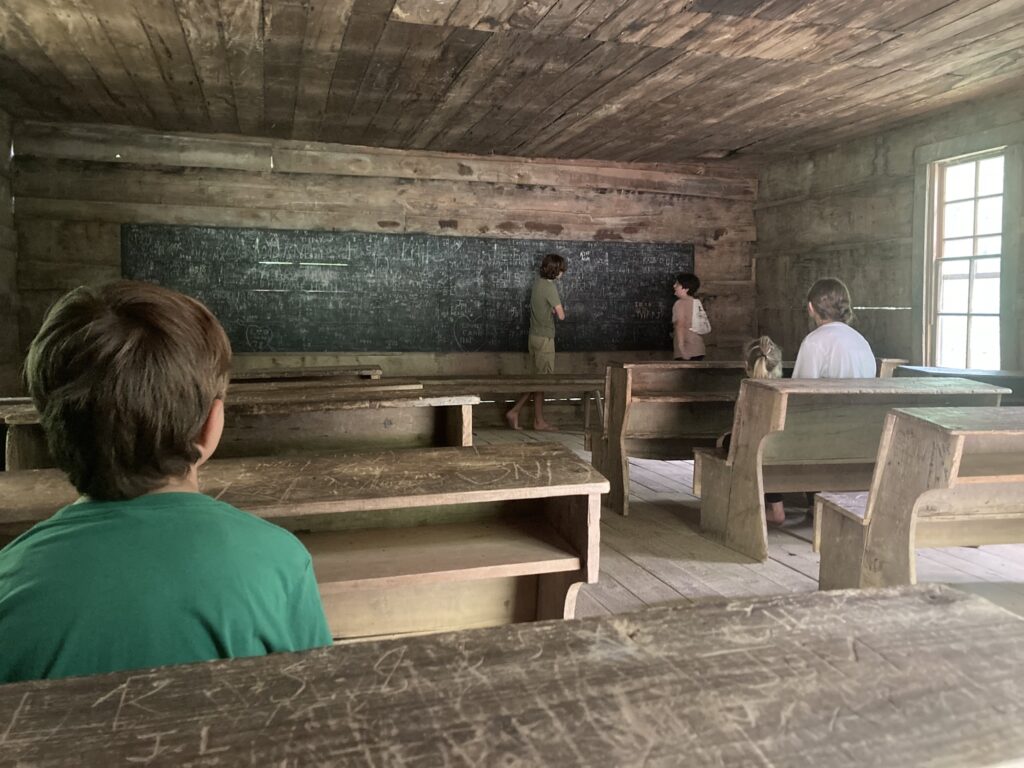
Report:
538,494,601,620
441,404,473,447
6,424,52,471
598,369,631,516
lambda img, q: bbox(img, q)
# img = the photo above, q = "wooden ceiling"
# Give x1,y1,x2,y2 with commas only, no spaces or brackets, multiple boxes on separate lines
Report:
1,0,1023,162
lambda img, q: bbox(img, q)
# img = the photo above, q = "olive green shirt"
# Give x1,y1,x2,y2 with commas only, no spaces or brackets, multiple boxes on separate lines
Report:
530,277,562,339
0,492,332,683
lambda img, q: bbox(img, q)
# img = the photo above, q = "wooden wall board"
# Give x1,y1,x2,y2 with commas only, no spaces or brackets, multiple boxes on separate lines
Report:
11,122,757,360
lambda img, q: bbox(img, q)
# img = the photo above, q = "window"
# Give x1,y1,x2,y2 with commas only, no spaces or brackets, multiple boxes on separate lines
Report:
932,153,1004,369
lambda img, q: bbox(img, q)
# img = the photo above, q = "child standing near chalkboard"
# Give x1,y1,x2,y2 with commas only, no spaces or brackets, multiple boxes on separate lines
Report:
672,273,709,361
506,253,567,431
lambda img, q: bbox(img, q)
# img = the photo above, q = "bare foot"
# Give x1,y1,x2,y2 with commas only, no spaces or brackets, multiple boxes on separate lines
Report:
505,410,522,431
534,422,559,432
765,500,786,526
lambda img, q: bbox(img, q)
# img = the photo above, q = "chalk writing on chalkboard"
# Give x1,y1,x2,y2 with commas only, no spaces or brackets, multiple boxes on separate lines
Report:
122,225,695,353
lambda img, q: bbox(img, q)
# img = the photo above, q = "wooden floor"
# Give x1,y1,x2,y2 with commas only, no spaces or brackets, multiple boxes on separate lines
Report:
474,426,1024,618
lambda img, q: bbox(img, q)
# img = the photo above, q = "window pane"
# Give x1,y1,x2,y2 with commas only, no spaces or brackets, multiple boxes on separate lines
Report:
968,315,1000,370
937,315,968,368
943,200,975,238
976,196,1003,235
944,162,976,201
976,236,1001,255
939,260,970,313
972,257,1001,314
977,156,1004,196
943,238,973,257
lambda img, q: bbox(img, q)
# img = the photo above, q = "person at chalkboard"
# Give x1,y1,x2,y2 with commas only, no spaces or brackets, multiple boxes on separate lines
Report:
672,273,709,361
0,281,332,683
506,253,567,431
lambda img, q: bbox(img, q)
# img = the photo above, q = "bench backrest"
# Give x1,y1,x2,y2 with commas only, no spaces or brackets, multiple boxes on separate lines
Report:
728,378,1010,467
863,406,1024,524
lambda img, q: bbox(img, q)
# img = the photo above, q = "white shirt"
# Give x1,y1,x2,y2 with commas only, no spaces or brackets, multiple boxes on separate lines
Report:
792,322,876,379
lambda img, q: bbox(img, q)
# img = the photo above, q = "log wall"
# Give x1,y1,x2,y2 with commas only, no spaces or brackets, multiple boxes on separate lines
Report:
0,108,18,394
11,122,757,371
755,91,1024,367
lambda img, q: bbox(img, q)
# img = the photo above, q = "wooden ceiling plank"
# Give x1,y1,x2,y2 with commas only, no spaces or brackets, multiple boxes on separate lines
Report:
291,0,355,139
445,0,521,30
636,5,713,48
337,20,422,145
318,0,393,143
588,0,686,43
390,26,491,148
262,0,310,138
530,0,603,36
390,0,461,26
508,43,676,156
561,0,630,38
524,46,694,158
443,33,580,153
454,36,600,155
0,4,101,122
503,1,561,31
361,22,450,146
20,0,147,127
134,0,213,131
486,33,640,151
426,31,547,151
173,0,243,133
844,0,1021,69
0,56,57,120
753,0,974,33
216,0,265,135
405,31,515,149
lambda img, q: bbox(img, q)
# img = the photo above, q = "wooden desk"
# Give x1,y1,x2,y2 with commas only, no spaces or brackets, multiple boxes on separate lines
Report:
2,585,1023,767
818,406,1024,589
895,364,1024,405
591,361,749,516
1,442,606,638
696,377,1010,561
1,388,479,470
231,364,383,381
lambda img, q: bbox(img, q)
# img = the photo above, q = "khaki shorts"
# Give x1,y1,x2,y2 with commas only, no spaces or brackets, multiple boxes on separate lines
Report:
528,334,556,374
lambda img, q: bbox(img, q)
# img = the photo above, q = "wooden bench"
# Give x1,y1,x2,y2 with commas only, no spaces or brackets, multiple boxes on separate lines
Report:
694,378,1009,561
5,585,1024,767
817,406,1024,590
895,364,1024,405
589,361,749,516
0,442,607,639
231,364,383,381
416,374,605,430
1,386,479,470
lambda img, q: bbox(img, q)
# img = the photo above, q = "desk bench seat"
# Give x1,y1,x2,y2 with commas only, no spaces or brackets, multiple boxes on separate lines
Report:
0,442,608,640
817,406,1024,589
697,378,1010,561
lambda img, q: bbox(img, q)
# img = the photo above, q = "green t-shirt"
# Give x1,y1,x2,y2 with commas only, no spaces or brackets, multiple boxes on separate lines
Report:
0,492,332,683
530,277,562,339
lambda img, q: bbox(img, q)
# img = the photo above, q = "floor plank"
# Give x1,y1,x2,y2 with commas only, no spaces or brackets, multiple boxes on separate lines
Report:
474,426,1024,618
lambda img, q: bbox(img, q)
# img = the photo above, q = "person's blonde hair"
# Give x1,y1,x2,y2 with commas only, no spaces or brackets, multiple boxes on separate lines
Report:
744,336,782,379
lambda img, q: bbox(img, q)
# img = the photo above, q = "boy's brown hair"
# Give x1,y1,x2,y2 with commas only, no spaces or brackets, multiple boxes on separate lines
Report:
25,281,232,500
539,253,567,279
807,277,855,324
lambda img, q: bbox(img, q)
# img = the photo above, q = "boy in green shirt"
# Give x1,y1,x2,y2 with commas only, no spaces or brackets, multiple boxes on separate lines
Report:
0,281,332,683
506,253,566,431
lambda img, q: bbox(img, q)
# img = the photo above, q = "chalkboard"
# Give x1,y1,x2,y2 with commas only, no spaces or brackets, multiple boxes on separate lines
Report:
122,225,694,353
